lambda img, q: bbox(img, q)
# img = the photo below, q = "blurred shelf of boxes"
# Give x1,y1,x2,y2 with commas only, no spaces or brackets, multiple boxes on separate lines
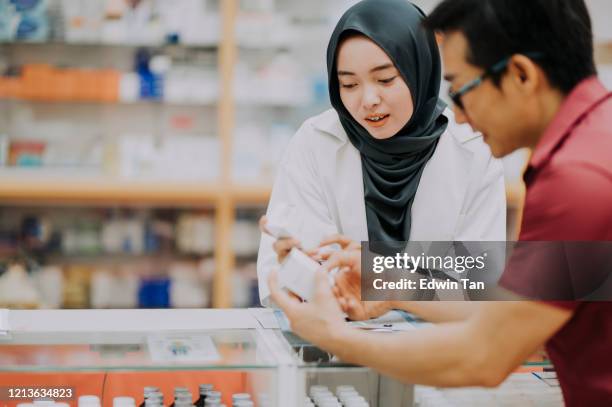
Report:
0,206,264,309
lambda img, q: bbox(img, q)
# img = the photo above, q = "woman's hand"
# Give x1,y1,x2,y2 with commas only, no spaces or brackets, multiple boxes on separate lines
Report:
323,248,393,321
259,216,302,263
319,234,362,251
311,233,361,263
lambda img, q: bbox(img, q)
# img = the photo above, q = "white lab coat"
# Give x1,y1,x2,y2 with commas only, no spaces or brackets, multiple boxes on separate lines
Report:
257,108,506,306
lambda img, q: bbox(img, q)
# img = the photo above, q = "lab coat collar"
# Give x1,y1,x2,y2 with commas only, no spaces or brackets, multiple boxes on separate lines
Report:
311,109,347,142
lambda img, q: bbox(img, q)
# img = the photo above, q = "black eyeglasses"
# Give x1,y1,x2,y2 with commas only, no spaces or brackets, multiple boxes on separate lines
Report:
448,52,544,110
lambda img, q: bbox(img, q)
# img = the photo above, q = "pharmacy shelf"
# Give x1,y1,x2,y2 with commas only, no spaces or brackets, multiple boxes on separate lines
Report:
230,184,272,205
0,40,219,50
0,173,221,206
0,98,316,108
0,172,273,206
0,175,520,208
0,98,218,108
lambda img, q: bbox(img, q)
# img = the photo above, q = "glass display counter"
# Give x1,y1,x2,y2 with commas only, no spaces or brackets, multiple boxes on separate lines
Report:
0,309,413,407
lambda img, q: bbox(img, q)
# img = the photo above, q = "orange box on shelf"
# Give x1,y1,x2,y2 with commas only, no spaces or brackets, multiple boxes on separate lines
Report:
65,69,83,101
0,76,23,99
99,70,120,102
91,70,105,102
22,64,54,101
83,70,99,101
72,69,86,101
53,70,76,101
4,64,122,103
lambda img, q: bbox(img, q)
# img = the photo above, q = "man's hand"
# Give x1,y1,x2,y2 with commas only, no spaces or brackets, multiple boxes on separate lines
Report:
268,268,348,345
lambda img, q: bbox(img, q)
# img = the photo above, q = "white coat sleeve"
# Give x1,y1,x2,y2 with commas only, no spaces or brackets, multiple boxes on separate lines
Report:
256,122,339,307
455,147,507,241
454,149,507,287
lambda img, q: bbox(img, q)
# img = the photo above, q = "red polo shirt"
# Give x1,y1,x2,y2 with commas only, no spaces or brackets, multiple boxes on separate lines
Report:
499,77,612,407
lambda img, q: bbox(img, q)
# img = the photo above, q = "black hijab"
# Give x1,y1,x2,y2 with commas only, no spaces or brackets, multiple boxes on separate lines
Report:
327,0,448,242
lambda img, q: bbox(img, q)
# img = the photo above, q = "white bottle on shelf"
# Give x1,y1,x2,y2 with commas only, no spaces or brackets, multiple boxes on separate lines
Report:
113,397,136,407
0,264,41,308
78,395,101,407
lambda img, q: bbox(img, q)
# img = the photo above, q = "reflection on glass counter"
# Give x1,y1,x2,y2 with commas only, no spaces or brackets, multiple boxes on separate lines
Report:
0,329,276,372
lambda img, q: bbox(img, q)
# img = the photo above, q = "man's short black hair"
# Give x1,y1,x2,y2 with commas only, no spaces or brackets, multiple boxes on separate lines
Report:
424,0,597,94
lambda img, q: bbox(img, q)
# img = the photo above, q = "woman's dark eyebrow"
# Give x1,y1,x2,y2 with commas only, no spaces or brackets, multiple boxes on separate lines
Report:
337,63,395,76
370,63,394,73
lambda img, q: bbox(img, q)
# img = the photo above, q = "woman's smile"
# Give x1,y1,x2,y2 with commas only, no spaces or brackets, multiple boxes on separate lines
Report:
364,113,390,128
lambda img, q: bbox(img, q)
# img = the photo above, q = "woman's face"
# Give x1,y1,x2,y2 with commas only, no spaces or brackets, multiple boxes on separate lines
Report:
337,35,414,140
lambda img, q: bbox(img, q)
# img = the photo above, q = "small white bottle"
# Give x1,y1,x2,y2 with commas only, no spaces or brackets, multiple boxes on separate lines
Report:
113,397,136,407
78,395,102,407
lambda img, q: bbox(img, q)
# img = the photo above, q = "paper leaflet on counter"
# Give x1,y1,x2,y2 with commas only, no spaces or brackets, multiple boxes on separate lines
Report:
275,309,426,334
147,333,220,363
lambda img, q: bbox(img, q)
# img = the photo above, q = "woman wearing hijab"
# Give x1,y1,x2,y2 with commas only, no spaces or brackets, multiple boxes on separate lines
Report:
257,0,506,307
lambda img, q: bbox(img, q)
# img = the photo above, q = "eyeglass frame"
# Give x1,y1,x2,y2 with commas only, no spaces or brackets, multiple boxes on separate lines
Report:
448,52,545,110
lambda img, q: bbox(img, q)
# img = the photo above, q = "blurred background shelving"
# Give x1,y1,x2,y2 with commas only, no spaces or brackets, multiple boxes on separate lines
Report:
0,0,611,310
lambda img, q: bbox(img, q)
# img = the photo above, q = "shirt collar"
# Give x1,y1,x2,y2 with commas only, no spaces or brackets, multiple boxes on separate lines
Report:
529,76,611,170
312,109,346,141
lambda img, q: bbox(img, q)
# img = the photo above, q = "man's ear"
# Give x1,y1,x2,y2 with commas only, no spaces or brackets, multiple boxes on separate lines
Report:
507,54,539,93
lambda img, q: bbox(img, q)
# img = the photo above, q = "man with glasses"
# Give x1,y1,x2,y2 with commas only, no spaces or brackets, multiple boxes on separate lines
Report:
268,1,612,405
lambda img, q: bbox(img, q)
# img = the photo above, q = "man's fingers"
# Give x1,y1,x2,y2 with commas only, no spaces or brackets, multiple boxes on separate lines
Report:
313,269,336,298
288,291,303,301
346,298,367,320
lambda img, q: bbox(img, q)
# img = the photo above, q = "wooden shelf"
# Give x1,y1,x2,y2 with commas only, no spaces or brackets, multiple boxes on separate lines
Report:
0,175,221,206
231,184,272,204
0,98,217,108
0,40,218,50
0,172,273,207
0,174,519,209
